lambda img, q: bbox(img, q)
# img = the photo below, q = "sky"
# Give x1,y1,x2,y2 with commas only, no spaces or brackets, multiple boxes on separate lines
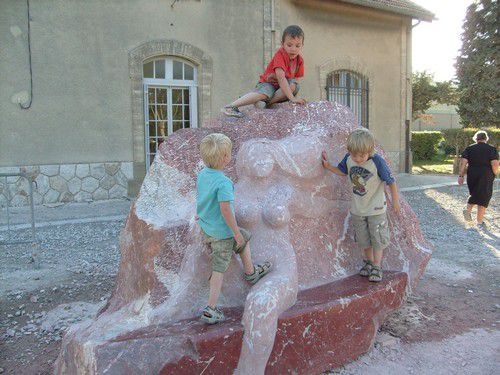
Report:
411,0,473,82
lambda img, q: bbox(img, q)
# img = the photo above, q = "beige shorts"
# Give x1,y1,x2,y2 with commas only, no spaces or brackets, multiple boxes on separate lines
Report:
203,228,252,273
351,213,390,251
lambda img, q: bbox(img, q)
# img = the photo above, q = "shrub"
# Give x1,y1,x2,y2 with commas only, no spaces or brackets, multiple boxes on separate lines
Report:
441,128,500,156
411,131,443,160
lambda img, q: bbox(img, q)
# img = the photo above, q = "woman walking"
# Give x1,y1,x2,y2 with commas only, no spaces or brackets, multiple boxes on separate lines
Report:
458,130,499,228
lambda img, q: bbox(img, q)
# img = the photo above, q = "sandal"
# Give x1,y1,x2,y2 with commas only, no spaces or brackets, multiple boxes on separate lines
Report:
368,266,383,282
359,259,373,277
200,305,225,324
244,261,272,285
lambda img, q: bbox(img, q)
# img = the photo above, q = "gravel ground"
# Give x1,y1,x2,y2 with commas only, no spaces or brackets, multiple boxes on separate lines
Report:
331,185,499,374
0,221,122,374
0,185,498,374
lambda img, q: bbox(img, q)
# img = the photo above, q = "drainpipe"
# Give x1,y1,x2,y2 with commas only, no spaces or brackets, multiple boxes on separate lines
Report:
405,20,421,173
271,0,276,51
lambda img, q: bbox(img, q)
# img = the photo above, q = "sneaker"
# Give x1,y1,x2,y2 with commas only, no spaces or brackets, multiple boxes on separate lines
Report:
359,259,373,277
462,209,472,222
244,261,272,285
200,305,225,324
477,222,488,230
221,105,244,118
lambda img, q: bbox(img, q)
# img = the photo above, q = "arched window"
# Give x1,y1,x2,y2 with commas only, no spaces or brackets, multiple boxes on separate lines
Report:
326,70,369,128
143,57,198,166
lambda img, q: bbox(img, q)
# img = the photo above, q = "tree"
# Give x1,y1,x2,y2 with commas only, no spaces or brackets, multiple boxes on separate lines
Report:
412,71,458,120
455,0,499,128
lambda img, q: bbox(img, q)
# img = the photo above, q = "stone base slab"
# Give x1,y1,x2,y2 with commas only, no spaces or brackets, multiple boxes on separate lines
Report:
73,272,407,374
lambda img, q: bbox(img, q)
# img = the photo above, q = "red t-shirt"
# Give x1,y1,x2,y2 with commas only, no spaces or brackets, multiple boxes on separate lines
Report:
259,47,304,88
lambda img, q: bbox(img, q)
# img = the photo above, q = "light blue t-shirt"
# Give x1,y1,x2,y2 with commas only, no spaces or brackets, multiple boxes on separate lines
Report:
196,168,235,239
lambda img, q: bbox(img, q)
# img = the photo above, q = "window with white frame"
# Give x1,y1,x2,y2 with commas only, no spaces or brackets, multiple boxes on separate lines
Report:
326,70,369,128
143,57,198,167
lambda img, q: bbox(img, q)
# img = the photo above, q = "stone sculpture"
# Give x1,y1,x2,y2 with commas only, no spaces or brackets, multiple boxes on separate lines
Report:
55,102,432,374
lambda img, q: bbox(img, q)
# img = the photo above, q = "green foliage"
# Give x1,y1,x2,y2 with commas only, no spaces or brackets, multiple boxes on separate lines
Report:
411,131,443,160
413,154,454,175
441,128,500,156
412,72,459,120
456,0,499,128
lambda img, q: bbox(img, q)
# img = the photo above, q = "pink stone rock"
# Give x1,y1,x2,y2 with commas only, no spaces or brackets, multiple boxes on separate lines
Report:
55,102,432,374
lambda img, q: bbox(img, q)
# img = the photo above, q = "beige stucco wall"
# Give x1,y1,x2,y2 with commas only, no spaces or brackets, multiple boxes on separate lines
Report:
1,0,263,168
1,0,412,190
279,0,411,170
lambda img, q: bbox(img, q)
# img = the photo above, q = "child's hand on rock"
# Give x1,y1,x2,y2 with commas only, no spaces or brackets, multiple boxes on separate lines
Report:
321,151,330,168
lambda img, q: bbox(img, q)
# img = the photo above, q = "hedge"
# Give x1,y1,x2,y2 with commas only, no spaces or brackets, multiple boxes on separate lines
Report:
411,131,443,160
441,128,500,156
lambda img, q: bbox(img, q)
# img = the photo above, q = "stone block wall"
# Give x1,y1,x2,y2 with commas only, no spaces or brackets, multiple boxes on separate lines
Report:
0,162,133,207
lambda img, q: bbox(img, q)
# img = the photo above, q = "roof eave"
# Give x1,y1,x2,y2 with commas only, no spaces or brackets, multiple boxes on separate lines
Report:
339,0,436,22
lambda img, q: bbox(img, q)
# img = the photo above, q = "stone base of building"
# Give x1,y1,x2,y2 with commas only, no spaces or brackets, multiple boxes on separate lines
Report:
0,162,133,207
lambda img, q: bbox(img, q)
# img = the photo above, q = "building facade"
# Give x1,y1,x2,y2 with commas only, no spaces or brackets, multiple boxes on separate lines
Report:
0,0,433,206
413,104,462,131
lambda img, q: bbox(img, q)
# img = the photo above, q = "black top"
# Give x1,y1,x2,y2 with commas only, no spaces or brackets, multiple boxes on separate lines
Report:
461,142,499,169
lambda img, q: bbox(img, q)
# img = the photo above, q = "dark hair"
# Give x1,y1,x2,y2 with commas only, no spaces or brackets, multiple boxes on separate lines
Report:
473,130,488,142
281,25,304,43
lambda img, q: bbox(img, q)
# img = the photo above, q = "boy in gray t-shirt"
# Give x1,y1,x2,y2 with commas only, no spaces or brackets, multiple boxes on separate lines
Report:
322,128,400,282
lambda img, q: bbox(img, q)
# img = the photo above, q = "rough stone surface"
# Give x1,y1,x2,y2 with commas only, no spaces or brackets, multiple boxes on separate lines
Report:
104,163,120,176
32,191,43,205
90,164,106,180
67,177,82,195
49,176,68,193
20,165,40,180
35,174,50,195
44,189,60,204
121,162,134,180
99,175,116,190
10,194,28,207
40,165,59,177
55,102,431,374
114,170,128,188
93,188,109,200
60,164,76,180
74,191,92,203
75,164,90,179
60,191,74,203
108,185,127,199
81,177,99,194
1,162,133,207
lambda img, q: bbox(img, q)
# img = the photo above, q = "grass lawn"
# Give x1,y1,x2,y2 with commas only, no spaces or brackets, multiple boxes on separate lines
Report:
412,154,455,175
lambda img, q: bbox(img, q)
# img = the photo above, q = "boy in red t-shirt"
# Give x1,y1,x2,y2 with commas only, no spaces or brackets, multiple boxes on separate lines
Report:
222,25,306,118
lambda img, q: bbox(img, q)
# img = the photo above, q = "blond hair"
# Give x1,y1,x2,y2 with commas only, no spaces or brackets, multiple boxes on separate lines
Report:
199,133,232,168
347,128,375,156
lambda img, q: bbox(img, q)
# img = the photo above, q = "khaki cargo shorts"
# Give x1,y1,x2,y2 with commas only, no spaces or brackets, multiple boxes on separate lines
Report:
203,228,252,273
254,79,299,100
351,213,390,251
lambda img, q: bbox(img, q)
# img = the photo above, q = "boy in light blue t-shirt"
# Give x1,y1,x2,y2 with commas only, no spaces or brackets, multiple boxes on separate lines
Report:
196,133,272,324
